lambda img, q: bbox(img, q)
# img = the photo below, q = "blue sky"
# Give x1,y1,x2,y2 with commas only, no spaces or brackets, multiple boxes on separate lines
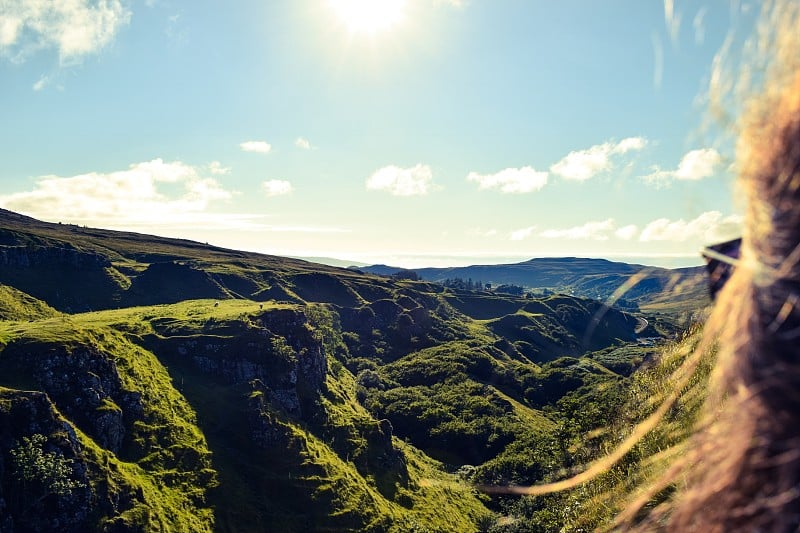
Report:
0,1,755,267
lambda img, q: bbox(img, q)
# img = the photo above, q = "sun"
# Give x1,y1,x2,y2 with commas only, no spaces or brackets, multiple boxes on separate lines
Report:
328,0,407,34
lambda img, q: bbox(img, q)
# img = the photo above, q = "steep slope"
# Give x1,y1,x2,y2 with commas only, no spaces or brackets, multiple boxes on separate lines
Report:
0,284,60,321
0,323,217,532
0,301,492,532
490,328,711,531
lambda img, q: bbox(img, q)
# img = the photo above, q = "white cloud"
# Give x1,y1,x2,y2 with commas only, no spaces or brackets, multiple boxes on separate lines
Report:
639,211,742,242
0,159,237,227
208,161,230,175
674,148,721,180
262,179,293,197
240,140,272,154
295,137,312,150
540,218,616,240
642,148,722,185
366,164,434,196
0,0,131,64
510,226,537,241
614,137,647,153
614,224,639,240
467,166,548,193
550,137,647,181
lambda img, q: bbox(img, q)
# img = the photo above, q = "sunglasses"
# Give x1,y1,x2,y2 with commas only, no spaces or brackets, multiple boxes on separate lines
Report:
700,237,742,300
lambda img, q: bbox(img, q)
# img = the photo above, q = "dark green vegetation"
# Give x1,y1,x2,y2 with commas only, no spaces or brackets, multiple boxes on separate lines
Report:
0,209,704,531
487,328,712,532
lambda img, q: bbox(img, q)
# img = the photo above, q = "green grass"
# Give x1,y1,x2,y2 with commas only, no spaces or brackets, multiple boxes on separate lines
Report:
0,284,61,321
490,327,712,532
0,317,218,531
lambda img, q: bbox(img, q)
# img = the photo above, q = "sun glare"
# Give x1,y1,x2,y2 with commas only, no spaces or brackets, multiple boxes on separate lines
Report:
328,0,407,34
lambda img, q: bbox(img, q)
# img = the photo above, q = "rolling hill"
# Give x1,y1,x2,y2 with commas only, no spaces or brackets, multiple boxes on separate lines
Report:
356,257,709,317
0,208,702,532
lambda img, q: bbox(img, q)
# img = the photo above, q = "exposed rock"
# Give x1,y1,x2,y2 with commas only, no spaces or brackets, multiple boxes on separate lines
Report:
166,308,328,418
6,343,141,455
246,380,293,449
0,390,93,532
0,245,110,270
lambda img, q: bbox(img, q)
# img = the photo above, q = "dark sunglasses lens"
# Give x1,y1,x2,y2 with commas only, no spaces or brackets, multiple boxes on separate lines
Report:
702,238,742,300
706,259,734,299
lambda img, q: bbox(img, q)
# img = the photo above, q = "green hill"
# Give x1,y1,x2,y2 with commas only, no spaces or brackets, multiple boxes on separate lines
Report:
0,209,701,531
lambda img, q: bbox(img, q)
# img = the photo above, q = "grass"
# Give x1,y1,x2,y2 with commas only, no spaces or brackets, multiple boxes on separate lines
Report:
490,327,712,532
0,284,61,321
0,315,218,531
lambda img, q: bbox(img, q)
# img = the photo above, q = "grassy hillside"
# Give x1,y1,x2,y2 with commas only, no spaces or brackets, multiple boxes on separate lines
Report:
486,328,711,532
0,209,703,531
0,283,60,321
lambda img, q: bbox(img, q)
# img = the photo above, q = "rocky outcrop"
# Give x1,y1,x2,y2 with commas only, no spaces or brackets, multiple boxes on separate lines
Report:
0,245,110,270
247,380,294,449
160,308,328,418
0,389,93,532
6,343,142,455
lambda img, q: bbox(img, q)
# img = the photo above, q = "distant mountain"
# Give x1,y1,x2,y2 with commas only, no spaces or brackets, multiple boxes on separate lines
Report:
356,257,708,316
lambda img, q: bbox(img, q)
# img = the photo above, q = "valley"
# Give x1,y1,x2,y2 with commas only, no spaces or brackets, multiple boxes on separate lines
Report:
0,209,708,532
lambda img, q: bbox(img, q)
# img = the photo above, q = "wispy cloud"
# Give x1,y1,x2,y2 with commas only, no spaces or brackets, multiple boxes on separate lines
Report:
540,218,617,240
0,159,238,227
663,0,681,44
0,0,131,64
639,211,742,242
467,166,548,193
262,179,293,197
515,212,740,244
366,164,435,196
32,74,50,91
652,32,664,89
550,137,647,181
295,137,312,150
642,148,722,186
510,226,538,241
240,140,272,154
693,7,707,45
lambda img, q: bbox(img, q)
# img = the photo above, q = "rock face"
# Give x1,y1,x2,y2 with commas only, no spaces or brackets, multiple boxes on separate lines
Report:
0,245,110,270
7,342,142,455
2,338,143,454
159,308,328,418
0,390,93,533
247,380,294,449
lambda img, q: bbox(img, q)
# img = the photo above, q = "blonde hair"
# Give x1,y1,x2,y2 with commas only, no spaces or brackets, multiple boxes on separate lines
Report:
629,2,800,529
480,4,800,529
